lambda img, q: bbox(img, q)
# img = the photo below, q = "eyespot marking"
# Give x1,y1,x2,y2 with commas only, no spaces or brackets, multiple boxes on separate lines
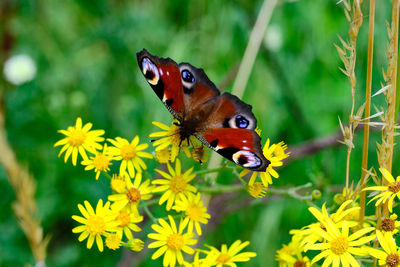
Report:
181,69,195,91
235,115,249,128
232,150,261,168
142,57,160,85
227,115,252,129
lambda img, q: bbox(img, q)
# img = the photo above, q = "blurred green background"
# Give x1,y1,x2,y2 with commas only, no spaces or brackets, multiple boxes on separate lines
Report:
0,0,397,266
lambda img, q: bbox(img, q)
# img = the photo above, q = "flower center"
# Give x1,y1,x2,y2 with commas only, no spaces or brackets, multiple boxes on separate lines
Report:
86,215,106,235
389,181,400,193
170,175,187,194
166,233,184,251
186,204,202,221
68,128,86,147
116,211,131,227
330,236,348,255
386,253,400,267
381,218,396,232
93,154,110,171
121,144,136,161
294,260,307,267
216,253,231,263
127,188,141,204
105,233,121,250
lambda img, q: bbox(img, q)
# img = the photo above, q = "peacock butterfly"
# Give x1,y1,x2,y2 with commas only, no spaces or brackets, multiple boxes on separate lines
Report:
136,49,270,171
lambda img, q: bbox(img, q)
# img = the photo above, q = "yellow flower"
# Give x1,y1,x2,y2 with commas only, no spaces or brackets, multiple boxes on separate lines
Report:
81,144,115,180
113,208,143,240
148,215,197,267
107,136,153,178
368,231,400,267
276,235,310,267
108,173,153,215
247,182,267,198
72,199,119,252
183,250,214,267
110,174,126,193
364,168,400,212
239,139,290,187
149,121,191,162
105,233,122,250
156,148,171,163
54,117,104,166
127,238,145,252
379,214,400,235
293,200,360,248
173,193,211,236
205,240,257,267
306,219,375,267
153,159,197,210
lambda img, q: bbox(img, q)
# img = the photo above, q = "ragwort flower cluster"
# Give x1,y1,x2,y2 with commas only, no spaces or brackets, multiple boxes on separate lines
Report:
56,118,281,266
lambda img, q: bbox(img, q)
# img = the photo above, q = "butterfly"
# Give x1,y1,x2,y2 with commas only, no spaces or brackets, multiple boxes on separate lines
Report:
136,49,270,171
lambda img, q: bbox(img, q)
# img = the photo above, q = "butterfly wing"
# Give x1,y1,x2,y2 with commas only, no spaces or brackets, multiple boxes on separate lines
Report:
137,49,269,171
196,93,270,172
136,49,185,120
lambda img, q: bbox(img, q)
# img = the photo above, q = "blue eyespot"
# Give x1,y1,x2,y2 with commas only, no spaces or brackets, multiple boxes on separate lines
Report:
181,70,195,83
235,115,249,129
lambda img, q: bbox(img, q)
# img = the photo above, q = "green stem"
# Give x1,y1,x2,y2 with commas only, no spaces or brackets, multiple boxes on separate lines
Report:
198,184,244,194
143,205,157,223
194,165,233,176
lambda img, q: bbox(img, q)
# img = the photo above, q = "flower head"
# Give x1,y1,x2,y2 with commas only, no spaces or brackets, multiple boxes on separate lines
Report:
240,139,290,187
149,121,191,162
368,231,400,267
276,238,310,267
113,208,143,240
153,159,197,210
364,168,400,212
205,240,257,267
127,238,145,252
306,218,375,266
72,199,119,252
108,173,153,215
54,117,104,166
110,174,126,193
107,136,152,178
247,182,267,198
105,233,122,250
81,144,114,180
148,215,197,267
379,214,400,235
173,193,211,236
155,148,171,163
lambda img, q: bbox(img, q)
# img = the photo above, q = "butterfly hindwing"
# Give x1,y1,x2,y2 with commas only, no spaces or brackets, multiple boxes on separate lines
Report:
200,128,270,171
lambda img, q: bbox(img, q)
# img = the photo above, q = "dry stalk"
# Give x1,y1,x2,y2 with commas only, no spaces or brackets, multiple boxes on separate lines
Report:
376,1,399,218
335,0,364,191
359,0,375,227
0,92,49,266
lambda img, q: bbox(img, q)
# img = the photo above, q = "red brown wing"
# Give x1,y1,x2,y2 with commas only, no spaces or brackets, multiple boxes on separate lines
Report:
199,128,269,171
137,49,185,120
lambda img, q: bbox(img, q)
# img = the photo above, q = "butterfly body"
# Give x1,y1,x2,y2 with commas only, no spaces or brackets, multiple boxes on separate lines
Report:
137,49,270,171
